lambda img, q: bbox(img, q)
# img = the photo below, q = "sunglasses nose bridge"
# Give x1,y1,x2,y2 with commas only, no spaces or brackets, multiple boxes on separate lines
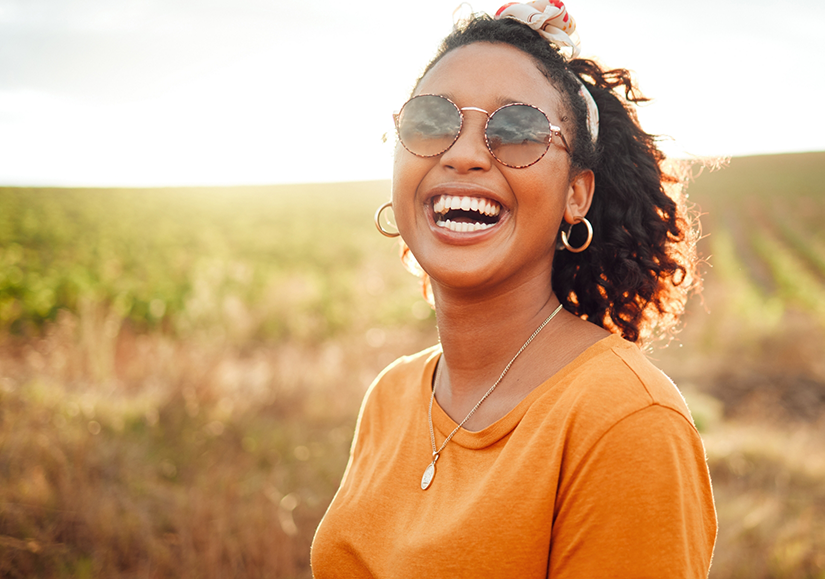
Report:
453,106,493,151
438,106,494,170
459,106,490,116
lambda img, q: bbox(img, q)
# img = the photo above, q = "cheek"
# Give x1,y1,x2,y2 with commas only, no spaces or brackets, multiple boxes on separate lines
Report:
512,171,570,238
391,150,431,220
391,152,419,237
391,145,406,193
391,150,410,208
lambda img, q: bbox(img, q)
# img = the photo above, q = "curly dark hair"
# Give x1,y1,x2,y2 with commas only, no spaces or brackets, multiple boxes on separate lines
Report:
399,14,700,346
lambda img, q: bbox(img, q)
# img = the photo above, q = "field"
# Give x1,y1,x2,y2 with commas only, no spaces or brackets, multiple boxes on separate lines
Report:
1,152,824,578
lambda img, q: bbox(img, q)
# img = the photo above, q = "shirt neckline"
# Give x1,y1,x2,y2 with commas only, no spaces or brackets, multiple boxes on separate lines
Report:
421,333,628,450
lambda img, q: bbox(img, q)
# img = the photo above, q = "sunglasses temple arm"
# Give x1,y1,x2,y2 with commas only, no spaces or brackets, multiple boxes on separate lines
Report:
557,131,572,155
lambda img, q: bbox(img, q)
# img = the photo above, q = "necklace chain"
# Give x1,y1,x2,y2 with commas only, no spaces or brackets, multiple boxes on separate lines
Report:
422,303,564,489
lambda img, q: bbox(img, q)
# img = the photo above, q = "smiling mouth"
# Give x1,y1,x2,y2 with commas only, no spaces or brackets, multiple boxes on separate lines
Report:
432,195,502,233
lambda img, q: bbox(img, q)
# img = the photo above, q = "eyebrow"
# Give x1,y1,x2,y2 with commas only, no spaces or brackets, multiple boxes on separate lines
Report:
492,96,523,108
424,92,566,124
438,93,525,110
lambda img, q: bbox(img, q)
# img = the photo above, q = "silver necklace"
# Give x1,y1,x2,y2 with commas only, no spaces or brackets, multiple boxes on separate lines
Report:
421,302,564,490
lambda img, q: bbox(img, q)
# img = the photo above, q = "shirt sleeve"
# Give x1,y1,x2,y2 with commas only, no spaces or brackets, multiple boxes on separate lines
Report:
548,404,717,578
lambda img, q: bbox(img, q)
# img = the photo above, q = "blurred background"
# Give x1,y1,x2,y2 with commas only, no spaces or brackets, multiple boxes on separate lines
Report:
1,0,824,577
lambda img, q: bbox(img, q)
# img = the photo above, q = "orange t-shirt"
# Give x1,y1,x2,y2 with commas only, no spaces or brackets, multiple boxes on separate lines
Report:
311,334,716,578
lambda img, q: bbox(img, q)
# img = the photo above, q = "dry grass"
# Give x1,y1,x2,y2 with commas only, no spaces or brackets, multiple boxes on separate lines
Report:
703,421,825,578
4,294,824,578
4,295,825,579
0,312,436,578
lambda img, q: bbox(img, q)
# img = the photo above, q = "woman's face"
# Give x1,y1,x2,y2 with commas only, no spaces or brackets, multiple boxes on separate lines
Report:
392,42,592,298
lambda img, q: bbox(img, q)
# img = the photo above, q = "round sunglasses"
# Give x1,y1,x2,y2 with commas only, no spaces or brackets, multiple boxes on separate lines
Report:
394,94,570,169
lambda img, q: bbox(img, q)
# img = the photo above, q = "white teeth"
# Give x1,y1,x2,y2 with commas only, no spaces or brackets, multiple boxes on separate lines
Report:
432,195,501,217
479,200,500,217
432,195,501,233
435,219,493,233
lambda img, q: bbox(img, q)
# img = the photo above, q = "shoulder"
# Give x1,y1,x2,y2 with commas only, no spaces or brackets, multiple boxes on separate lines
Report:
559,334,695,428
347,345,440,455
546,337,717,575
355,345,440,427
374,344,441,381
365,345,440,399
525,334,702,469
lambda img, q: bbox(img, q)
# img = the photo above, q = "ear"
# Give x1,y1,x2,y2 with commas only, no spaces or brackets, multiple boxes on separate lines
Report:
563,169,595,224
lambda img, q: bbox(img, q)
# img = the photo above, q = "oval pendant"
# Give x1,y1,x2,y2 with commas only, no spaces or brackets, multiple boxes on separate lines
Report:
421,462,436,490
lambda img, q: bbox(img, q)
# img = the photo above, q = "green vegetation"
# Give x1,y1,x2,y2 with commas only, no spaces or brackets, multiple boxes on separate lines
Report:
1,152,825,578
0,183,432,340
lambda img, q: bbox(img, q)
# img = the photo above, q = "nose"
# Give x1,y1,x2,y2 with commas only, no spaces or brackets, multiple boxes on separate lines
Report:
439,110,493,173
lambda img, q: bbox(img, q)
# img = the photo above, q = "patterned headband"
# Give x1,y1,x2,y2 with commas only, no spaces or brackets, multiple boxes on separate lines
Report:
494,1,599,144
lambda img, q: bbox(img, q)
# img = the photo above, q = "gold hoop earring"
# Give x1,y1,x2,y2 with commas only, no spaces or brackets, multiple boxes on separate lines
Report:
374,202,400,238
561,217,593,253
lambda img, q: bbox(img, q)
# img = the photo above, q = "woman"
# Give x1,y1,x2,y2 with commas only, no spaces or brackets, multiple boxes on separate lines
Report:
312,2,716,577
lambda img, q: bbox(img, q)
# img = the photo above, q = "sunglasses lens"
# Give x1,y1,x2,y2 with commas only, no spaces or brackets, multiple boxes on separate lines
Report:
398,95,461,157
486,105,552,168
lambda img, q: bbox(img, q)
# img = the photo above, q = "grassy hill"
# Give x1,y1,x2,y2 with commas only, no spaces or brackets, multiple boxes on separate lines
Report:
1,152,824,577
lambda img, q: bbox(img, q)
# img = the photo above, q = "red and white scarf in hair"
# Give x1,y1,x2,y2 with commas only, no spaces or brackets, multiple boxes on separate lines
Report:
495,0,580,57
495,1,599,144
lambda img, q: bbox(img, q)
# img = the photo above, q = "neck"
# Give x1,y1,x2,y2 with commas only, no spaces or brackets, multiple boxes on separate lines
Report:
432,276,562,405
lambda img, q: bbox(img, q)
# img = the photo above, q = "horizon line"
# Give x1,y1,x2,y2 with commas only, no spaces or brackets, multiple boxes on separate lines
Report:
1,150,823,191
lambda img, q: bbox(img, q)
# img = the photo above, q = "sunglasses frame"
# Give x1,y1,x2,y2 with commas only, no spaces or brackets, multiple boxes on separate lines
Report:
393,93,570,169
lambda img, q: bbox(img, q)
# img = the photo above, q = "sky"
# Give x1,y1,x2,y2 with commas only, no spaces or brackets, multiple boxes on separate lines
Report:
1,0,823,187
